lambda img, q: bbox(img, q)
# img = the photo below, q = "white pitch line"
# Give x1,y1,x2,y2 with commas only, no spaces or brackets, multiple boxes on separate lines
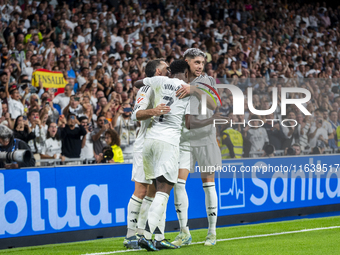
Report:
83,225,340,255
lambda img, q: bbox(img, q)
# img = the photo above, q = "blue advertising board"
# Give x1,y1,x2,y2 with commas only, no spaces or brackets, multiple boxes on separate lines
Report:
0,154,340,239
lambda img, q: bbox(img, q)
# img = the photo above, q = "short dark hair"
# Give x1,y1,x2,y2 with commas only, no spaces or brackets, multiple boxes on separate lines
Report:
169,60,189,75
97,115,106,120
145,59,164,77
98,97,107,103
28,109,39,117
329,110,337,116
78,116,88,122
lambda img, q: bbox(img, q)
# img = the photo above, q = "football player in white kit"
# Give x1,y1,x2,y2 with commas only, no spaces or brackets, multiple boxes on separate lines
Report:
124,59,171,249
172,48,222,246
134,60,191,251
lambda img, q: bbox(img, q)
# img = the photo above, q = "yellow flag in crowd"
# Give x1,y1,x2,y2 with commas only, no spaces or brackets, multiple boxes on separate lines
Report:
32,69,68,88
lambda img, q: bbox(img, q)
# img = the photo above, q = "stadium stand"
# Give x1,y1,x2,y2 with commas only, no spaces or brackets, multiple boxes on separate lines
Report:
0,0,339,167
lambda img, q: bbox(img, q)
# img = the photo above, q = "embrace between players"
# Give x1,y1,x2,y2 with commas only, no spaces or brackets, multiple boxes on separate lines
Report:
124,48,222,251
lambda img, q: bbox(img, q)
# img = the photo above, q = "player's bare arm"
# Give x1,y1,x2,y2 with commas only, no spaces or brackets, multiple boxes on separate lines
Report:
133,80,144,89
185,111,228,130
176,84,217,110
136,104,171,121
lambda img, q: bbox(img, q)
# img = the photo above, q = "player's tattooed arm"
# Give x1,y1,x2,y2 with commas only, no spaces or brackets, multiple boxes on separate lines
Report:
177,84,217,110
135,104,171,121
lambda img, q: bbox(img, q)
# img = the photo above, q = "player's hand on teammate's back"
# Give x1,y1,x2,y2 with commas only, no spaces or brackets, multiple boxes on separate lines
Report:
153,103,171,116
212,111,224,119
176,84,191,99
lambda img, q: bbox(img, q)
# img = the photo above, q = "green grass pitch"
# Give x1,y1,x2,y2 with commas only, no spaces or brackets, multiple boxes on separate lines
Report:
2,216,340,255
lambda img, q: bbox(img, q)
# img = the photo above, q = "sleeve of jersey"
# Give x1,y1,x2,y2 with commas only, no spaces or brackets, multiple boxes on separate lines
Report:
131,87,152,121
190,96,200,115
192,75,220,107
185,98,191,115
207,76,221,107
143,76,164,90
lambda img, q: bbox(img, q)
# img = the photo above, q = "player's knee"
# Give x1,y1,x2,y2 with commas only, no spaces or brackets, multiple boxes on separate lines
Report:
201,176,215,183
146,184,156,198
178,168,189,180
156,176,174,194
133,184,148,199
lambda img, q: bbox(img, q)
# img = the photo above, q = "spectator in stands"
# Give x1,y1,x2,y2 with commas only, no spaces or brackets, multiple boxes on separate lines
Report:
77,66,90,91
104,129,124,163
6,82,24,121
79,116,94,160
308,117,329,149
97,146,116,164
263,113,284,150
311,145,326,155
220,113,243,159
41,97,59,123
0,124,35,169
298,114,312,150
59,113,86,161
113,102,138,162
285,143,302,156
328,110,340,150
63,95,84,117
52,84,73,112
27,109,44,163
0,0,340,161
281,111,300,150
314,109,334,143
13,115,35,144
40,122,65,162
219,97,231,117
245,114,269,156
91,115,110,161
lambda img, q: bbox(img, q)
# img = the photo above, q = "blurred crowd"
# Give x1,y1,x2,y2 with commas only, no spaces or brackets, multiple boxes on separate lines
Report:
0,0,340,167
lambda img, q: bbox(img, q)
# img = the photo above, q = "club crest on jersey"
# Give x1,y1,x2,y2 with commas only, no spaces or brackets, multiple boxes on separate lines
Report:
137,97,144,103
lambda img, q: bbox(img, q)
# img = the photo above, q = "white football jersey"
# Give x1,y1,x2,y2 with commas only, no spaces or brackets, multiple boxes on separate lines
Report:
131,85,154,152
143,76,190,146
184,74,220,147
41,138,62,157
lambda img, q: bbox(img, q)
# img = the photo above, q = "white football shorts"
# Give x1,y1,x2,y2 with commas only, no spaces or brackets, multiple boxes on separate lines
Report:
143,138,179,184
132,151,153,185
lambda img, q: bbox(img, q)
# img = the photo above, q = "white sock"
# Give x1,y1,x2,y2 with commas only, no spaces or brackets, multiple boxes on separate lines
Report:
144,192,169,240
203,182,217,236
174,179,190,234
155,204,167,241
126,195,142,238
137,196,153,235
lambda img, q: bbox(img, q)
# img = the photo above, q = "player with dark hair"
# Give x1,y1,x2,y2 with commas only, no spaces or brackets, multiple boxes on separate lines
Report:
172,48,221,246
123,59,171,249
133,60,191,251
144,59,168,77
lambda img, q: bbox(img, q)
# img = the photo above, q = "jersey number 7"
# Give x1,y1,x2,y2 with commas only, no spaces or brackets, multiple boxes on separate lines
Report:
159,96,174,122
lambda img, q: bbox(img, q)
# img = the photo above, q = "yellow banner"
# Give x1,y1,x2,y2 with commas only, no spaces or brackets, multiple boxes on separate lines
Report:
32,69,68,88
